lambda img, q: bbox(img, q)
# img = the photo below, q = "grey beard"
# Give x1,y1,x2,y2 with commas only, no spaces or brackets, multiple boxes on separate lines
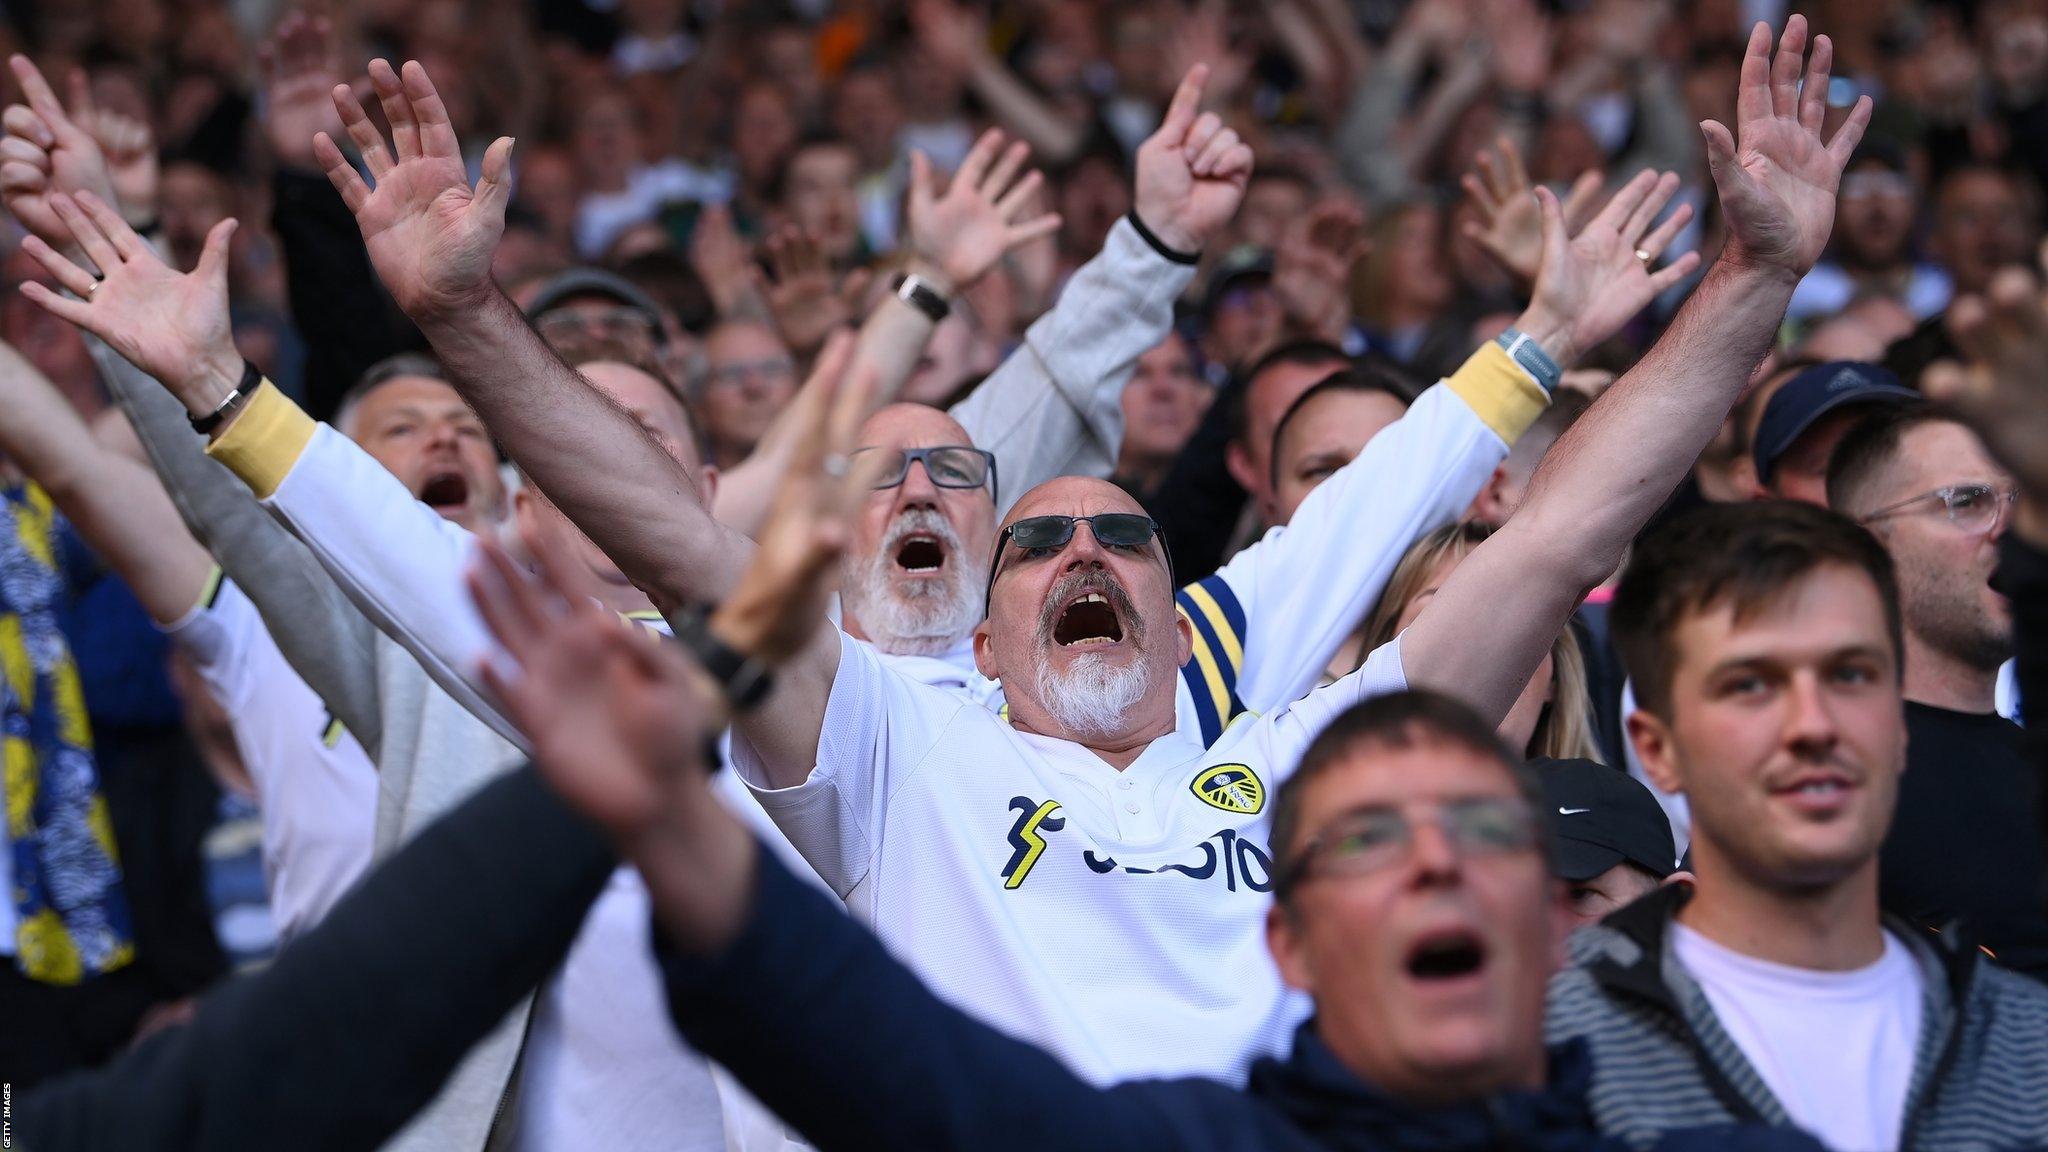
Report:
1033,651,1152,738
842,510,986,658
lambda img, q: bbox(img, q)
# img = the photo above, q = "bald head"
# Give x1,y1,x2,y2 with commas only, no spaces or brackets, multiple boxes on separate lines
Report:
974,475,1189,750
859,401,975,453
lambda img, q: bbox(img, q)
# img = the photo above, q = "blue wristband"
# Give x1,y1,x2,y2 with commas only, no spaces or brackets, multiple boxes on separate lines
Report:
1493,328,1562,395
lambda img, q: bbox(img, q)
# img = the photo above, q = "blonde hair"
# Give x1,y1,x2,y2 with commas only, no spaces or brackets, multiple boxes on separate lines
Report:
1358,522,1603,763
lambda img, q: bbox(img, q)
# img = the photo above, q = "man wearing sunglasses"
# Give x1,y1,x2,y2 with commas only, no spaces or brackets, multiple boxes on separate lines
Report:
730,10,1872,1092
1825,405,2048,976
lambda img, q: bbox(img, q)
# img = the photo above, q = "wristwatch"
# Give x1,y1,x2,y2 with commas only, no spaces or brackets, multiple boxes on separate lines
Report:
892,273,952,323
190,360,262,435
667,604,775,711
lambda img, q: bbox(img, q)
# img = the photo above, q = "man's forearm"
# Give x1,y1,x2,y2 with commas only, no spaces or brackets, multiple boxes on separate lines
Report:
417,287,749,603
1402,258,1795,724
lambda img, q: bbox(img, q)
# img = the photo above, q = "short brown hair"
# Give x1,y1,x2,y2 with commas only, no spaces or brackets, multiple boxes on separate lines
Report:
1271,690,1539,904
1824,402,1944,517
1612,502,1903,719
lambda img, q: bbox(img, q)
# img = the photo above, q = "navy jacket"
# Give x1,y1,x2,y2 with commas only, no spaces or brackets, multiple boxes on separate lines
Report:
659,845,1826,1151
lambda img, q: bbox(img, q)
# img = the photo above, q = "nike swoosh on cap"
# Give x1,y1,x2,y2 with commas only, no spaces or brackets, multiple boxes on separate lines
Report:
1558,807,1592,815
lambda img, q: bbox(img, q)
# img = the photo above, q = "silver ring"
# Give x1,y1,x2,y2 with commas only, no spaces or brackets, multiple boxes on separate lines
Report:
1634,248,1654,266
823,453,850,479
86,277,100,296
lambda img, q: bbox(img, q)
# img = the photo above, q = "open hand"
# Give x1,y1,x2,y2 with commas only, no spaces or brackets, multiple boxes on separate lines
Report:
1272,198,1369,343
906,129,1060,293
0,56,120,251
316,59,512,320
1133,65,1254,254
1938,267,2048,502
1461,135,1603,284
14,190,241,411
759,225,873,358
469,535,717,842
1519,168,1700,364
1705,15,1870,280
259,13,346,172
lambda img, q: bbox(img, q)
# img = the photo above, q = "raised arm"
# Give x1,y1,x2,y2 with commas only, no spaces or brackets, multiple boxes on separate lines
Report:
317,61,1051,600
950,65,1242,514
1202,168,1699,733
0,338,209,624
1397,15,1871,725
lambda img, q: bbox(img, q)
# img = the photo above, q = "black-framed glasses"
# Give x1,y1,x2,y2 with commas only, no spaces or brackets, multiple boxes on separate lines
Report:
849,446,998,505
982,513,1170,612
1275,797,1540,898
1862,483,2019,535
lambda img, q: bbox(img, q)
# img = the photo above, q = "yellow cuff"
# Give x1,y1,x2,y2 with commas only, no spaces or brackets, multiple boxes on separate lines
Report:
1445,342,1551,446
204,382,316,499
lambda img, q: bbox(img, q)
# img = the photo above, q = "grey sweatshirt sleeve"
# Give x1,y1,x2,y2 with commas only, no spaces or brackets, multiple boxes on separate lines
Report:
90,341,386,752
948,216,1198,519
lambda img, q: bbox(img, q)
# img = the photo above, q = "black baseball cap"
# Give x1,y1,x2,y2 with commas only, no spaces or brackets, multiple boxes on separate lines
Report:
1533,757,1678,882
1752,361,1917,485
523,267,667,338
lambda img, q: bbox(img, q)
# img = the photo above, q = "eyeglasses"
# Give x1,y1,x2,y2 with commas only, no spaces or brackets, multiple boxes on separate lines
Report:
1861,483,2019,535
703,357,797,390
1276,797,1540,897
982,513,1170,612
849,446,998,504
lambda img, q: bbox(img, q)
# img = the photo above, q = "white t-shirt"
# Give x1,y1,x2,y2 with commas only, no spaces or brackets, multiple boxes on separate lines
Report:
735,630,1409,1086
1671,924,1925,1151
165,575,378,941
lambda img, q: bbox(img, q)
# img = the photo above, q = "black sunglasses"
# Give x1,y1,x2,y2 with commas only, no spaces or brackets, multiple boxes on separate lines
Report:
982,513,1171,612
849,446,999,505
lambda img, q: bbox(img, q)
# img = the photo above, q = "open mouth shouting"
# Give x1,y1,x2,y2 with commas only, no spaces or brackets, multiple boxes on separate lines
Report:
418,467,471,514
1055,591,1124,648
895,534,946,575
1409,922,1490,988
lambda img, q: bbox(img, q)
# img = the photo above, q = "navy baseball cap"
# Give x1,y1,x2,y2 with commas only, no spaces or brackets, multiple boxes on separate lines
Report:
524,267,667,336
1752,361,1917,485
1201,251,1274,321
1533,758,1678,883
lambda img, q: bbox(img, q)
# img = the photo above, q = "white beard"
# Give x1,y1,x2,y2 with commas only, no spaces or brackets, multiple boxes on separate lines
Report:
842,509,987,657
1034,651,1152,738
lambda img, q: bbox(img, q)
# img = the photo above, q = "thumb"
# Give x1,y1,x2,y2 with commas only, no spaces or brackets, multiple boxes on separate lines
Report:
1534,185,1566,260
473,136,515,221
195,217,238,283
1700,120,1745,199
908,150,934,216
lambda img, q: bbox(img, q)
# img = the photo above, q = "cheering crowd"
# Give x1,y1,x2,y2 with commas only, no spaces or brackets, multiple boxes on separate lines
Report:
5,1,2048,1149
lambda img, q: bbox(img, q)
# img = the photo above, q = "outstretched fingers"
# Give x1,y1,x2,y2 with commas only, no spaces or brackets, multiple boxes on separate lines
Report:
1797,32,1833,134
401,60,462,161
1824,95,1873,169
1768,14,1809,122
367,59,420,163
18,234,97,297
951,129,1006,199
332,82,392,178
982,139,1030,204
313,130,370,213
49,193,120,276
1734,22,1774,129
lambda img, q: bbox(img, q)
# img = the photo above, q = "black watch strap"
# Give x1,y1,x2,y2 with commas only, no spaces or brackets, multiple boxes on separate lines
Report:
892,273,951,323
668,606,774,711
190,360,261,435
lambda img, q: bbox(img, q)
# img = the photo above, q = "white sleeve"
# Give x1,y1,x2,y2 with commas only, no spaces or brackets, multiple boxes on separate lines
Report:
1257,633,1411,788
729,633,967,899
1175,378,1513,745
261,424,526,749
160,569,258,708
949,216,1198,518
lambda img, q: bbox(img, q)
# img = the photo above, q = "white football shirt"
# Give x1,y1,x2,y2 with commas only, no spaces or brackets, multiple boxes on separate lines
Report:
164,574,377,940
735,630,1409,1085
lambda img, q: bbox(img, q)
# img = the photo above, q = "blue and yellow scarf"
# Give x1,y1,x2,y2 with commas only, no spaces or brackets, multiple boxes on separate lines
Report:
1,484,133,984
